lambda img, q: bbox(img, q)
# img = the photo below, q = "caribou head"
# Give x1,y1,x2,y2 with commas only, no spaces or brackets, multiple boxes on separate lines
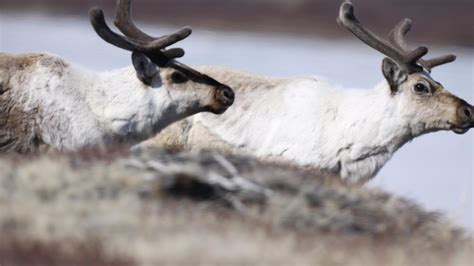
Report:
89,0,234,115
338,1,473,135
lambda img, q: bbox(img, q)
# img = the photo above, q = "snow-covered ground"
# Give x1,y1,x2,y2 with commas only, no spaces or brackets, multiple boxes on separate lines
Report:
1,13,472,229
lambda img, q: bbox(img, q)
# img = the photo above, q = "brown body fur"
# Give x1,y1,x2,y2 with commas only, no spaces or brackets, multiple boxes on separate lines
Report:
0,53,44,153
0,53,73,153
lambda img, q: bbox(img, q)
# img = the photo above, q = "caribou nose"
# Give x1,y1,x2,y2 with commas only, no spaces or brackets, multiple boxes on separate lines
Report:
217,86,235,106
458,104,473,122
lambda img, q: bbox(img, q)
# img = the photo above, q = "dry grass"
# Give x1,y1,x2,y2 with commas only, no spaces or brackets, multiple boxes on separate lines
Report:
0,147,471,266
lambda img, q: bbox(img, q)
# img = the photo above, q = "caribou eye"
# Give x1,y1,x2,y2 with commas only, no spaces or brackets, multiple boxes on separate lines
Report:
170,71,188,84
414,83,430,95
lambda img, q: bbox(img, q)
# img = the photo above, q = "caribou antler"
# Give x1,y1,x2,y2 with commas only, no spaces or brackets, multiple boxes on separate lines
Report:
89,0,192,66
388,19,456,73
114,0,156,42
337,1,454,74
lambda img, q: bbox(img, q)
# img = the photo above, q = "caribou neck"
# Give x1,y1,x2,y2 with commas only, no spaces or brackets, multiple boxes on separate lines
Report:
86,66,171,144
325,81,420,182
341,81,416,151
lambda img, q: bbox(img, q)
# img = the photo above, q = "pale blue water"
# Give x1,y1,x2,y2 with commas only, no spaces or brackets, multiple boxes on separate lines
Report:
1,13,472,229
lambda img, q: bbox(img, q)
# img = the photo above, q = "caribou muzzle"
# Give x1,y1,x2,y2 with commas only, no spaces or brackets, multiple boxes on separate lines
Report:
217,86,235,105
453,103,474,134
212,85,235,114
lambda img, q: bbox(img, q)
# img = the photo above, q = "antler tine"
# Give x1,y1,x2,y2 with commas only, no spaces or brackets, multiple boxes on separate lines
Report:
114,0,155,42
90,7,147,52
421,55,456,72
149,27,193,49
113,0,193,53
388,18,412,51
389,18,456,73
337,1,428,73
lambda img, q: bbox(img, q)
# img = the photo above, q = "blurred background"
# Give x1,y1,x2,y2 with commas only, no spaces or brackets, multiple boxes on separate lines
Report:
0,0,472,229
0,0,473,47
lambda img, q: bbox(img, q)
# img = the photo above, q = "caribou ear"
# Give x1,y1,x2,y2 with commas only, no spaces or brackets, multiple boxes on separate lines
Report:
132,52,159,86
382,57,408,92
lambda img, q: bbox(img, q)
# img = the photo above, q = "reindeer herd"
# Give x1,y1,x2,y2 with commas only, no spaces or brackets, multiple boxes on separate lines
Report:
0,0,472,183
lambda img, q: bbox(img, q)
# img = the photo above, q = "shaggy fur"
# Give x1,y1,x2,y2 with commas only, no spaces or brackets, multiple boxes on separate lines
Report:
0,147,471,266
151,65,473,183
0,53,232,153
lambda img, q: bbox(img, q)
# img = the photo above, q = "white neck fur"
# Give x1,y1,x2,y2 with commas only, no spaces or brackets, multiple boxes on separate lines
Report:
191,69,419,182
17,60,186,151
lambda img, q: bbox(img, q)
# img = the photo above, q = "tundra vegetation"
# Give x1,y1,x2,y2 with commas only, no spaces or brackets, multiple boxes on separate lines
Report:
0,146,472,266
152,2,474,184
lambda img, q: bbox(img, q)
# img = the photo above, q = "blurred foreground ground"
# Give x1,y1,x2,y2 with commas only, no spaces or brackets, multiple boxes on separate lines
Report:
0,147,472,266
0,0,473,47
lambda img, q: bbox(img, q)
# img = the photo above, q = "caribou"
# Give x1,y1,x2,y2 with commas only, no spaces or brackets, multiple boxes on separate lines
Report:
0,0,234,153
153,2,473,183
